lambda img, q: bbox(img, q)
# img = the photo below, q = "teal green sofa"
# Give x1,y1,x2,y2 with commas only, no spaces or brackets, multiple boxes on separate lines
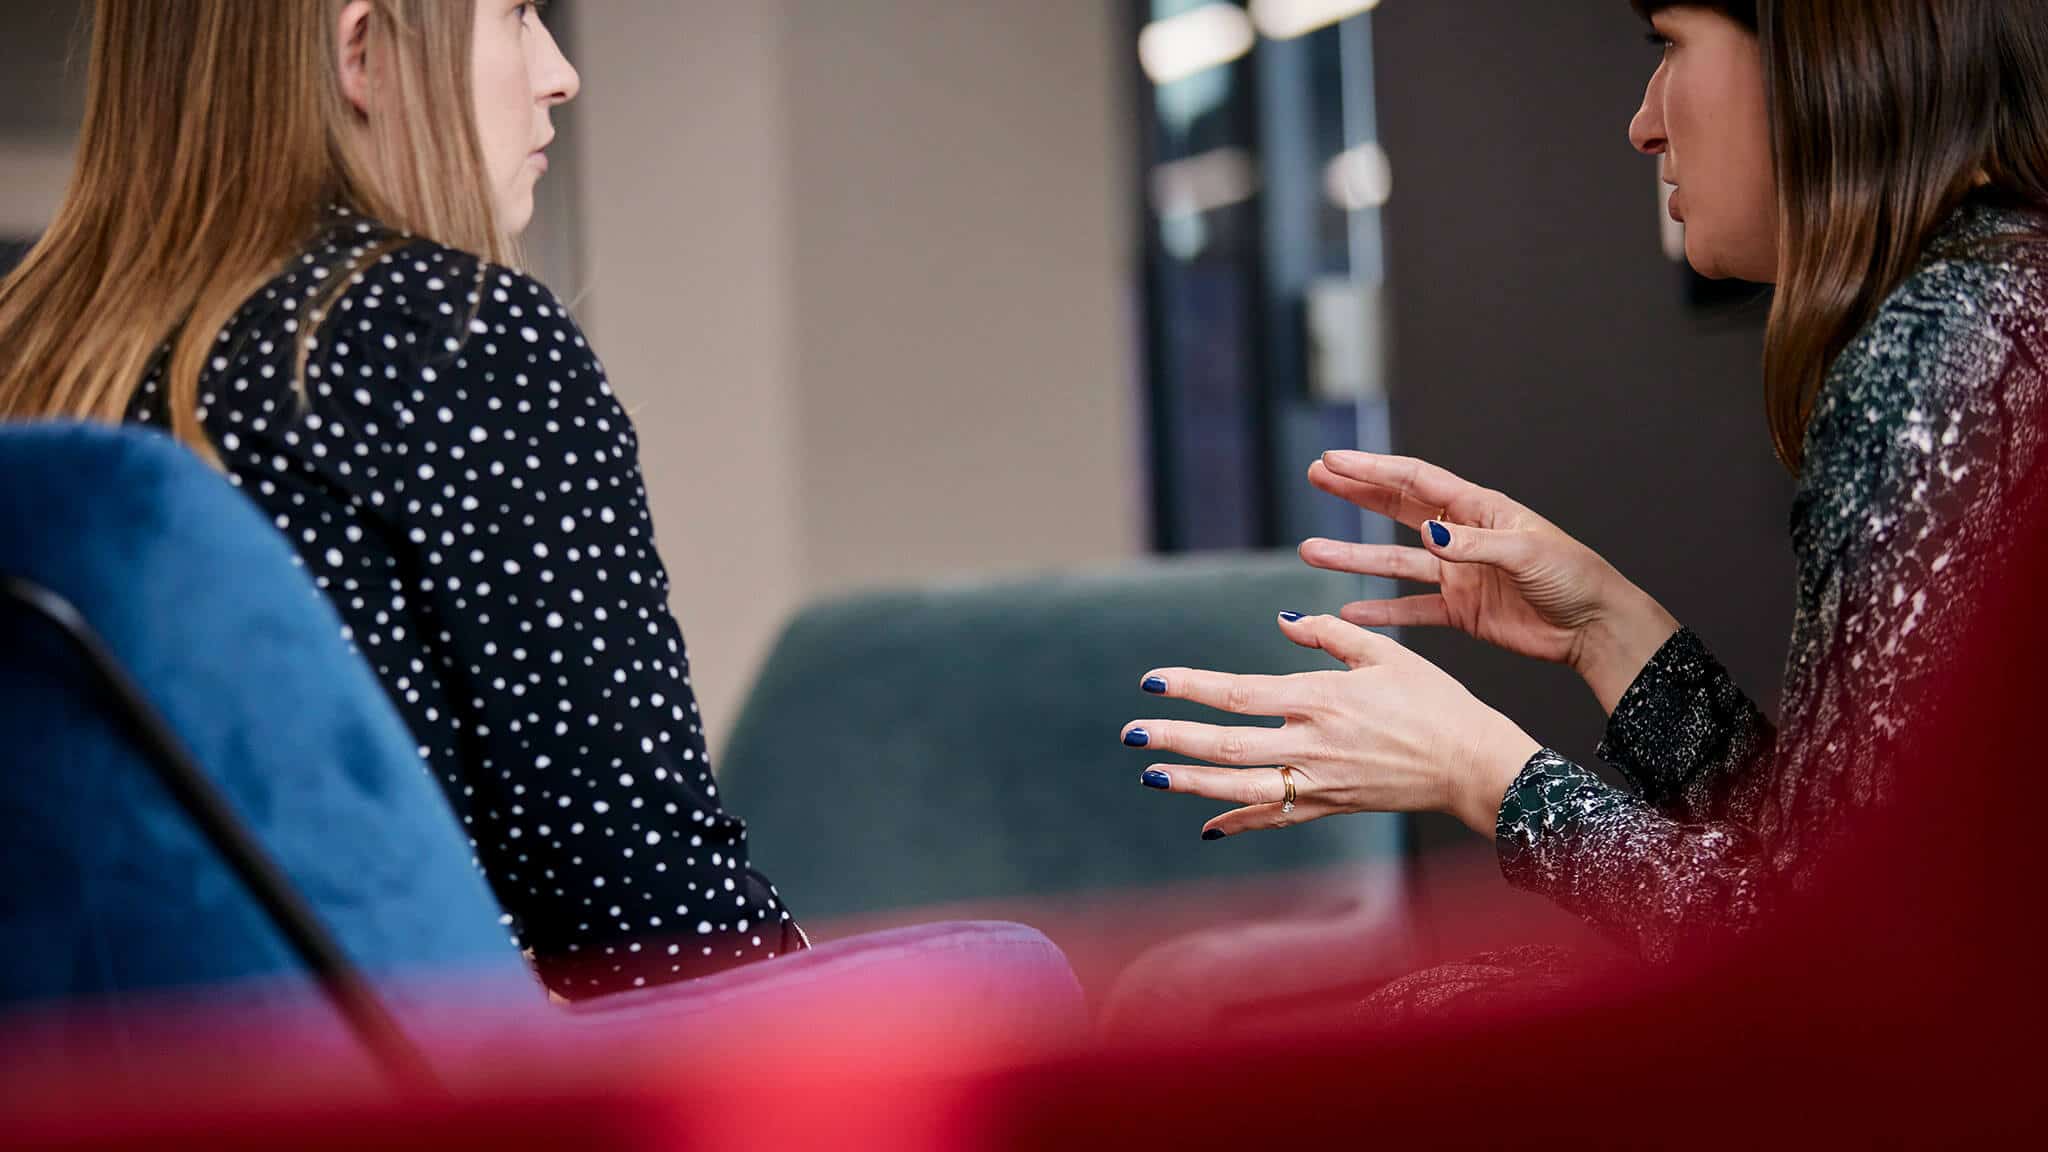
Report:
722,555,1410,920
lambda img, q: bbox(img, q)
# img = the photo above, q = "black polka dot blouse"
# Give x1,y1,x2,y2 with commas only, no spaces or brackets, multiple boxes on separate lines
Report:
127,208,805,998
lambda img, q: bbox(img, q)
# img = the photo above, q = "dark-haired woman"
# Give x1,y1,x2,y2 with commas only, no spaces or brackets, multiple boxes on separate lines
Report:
1124,0,2048,990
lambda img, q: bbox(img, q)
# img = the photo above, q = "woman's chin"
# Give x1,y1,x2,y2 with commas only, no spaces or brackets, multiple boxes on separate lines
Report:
1684,236,1728,280
1686,233,1778,285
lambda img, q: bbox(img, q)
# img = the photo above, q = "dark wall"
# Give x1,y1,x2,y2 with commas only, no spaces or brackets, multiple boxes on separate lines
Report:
1369,3,1796,851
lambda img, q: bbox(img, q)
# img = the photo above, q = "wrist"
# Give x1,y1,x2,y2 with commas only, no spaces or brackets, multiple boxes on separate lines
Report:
1572,585,1680,715
1455,723,1543,840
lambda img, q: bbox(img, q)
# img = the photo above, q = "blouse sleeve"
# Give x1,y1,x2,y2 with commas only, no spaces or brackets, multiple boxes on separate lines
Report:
311,243,802,996
1496,255,2036,963
1594,629,1777,823
1494,750,1764,963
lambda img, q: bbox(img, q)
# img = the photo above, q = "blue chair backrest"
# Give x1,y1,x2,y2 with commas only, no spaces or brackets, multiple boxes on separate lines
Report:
0,423,529,1026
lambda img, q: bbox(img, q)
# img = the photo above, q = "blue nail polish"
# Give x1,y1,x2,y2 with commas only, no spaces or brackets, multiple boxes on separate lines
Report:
1279,611,1306,623
1427,521,1452,548
1142,676,1169,695
1202,828,1226,841
1142,769,1171,790
1123,728,1150,748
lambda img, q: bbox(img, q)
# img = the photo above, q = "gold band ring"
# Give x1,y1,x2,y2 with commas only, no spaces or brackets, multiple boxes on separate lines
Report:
1278,765,1297,814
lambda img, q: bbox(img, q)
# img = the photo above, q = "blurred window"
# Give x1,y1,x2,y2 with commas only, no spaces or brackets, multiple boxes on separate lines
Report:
1132,0,1394,553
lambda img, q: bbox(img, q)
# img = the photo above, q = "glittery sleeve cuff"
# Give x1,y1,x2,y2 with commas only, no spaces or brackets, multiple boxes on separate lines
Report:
1595,628,1773,811
1495,748,1611,897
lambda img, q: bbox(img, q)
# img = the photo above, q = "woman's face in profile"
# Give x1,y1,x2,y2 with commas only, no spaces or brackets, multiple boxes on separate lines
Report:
472,0,579,236
1629,8,1778,283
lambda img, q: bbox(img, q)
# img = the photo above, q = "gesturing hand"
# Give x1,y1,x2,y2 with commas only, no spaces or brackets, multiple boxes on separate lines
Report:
1302,451,1679,714
1126,613,1541,840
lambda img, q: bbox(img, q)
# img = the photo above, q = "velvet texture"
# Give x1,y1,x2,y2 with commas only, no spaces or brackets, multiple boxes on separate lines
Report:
0,424,531,1022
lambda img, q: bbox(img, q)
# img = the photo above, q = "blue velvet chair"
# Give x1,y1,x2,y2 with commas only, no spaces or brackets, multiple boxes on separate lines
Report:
0,425,527,1018
0,424,1080,1087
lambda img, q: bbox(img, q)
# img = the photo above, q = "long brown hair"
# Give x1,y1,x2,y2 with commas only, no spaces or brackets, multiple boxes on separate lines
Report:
1761,0,2048,470
0,0,506,459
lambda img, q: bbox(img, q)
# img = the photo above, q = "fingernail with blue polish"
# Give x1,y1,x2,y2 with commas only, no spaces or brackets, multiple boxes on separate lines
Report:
1123,728,1150,748
1202,828,1226,841
1427,520,1452,548
1279,611,1306,623
1142,769,1171,790
1142,676,1169,695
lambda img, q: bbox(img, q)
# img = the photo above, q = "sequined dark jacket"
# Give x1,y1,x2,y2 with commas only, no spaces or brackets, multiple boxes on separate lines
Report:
1494,196,2048,962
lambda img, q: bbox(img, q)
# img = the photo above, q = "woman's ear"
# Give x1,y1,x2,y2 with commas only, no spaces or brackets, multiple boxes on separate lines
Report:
336,0,375,117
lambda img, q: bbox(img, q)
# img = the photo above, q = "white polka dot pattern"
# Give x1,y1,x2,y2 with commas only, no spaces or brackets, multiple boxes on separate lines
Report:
127,209,800,997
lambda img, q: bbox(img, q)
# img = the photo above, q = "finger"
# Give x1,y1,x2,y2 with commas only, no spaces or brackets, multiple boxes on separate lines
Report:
1299,538,1442,584
1120,718,1299,766
1338,594,1451,630
1200,798,1336,839
1140,763,1289,807
1420,518,1534,572
1320,451,1479,514
1139,668,1312,718
1276,612,1399,669
1307,461,1433,528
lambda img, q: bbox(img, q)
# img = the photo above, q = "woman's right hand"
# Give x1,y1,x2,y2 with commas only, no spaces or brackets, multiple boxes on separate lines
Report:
1302,450,1680,714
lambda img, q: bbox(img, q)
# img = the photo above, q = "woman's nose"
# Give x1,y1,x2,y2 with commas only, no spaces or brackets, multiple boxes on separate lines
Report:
1629,74,1667,156
536,24,580,106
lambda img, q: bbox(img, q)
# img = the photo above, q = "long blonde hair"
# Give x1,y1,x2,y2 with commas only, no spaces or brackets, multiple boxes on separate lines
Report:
0,0,507,458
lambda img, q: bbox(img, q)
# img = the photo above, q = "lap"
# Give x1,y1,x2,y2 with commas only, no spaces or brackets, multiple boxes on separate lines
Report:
1353,944,1585,1028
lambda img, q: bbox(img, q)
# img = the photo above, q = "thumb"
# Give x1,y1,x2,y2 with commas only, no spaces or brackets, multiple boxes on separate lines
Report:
1277,612,1395,669
1421,519,1532,573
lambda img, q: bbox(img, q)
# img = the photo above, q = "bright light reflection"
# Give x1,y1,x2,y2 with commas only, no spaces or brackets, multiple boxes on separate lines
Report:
1138,3,1257,87
1251,0,1383,42
1323,142,1392,211
1152,148,1260,219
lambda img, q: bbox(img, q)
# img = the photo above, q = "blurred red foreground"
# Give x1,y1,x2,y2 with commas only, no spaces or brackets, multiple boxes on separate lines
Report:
7,510,2046,1151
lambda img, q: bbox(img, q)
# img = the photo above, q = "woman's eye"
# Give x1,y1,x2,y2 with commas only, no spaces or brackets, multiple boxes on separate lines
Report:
1645,32,1673,52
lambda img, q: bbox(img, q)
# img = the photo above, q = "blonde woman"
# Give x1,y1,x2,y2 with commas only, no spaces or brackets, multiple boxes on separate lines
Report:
0,1,801,1000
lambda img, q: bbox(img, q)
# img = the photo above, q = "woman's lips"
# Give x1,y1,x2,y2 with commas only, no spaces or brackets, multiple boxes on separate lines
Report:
1668,187,1685,223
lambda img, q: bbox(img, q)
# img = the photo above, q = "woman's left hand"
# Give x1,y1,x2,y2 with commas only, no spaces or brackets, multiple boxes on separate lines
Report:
1126,613,1542,839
